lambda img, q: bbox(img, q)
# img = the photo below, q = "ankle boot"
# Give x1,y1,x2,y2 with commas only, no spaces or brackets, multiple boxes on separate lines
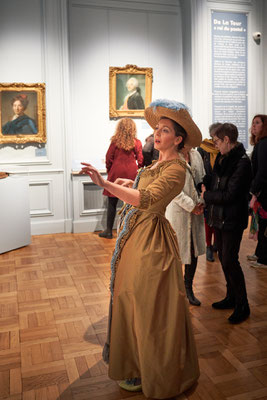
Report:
212,296,235,309
206,246,215,262
184,257,200,306
99,230,113,239
228,303,250,324
185,286,201,306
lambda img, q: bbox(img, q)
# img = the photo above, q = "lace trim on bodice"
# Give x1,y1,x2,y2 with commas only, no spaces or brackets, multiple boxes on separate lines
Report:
142,158,186,177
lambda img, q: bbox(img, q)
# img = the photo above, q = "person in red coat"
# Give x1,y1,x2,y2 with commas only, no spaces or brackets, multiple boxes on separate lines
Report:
99,118,144,238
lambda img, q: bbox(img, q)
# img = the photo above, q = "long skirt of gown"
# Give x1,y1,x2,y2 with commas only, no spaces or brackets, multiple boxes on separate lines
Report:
108,211,199,399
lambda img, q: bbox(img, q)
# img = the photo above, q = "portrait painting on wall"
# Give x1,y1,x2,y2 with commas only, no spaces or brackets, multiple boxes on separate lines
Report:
0,83,46,145
109,65,153,118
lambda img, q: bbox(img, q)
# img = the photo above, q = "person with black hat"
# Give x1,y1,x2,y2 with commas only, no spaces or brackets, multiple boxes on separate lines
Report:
80,99,202,399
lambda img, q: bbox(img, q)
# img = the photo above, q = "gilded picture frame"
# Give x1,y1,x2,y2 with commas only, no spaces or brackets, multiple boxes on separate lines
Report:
0,83,46,145
109,65,153,118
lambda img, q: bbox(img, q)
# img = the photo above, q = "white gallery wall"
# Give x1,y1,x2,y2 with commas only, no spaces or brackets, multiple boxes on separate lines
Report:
0,0,72,235
0,0,266,235
69,0,184,162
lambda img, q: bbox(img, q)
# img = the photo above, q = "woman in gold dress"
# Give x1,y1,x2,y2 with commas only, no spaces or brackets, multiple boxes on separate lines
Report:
80,99,202,399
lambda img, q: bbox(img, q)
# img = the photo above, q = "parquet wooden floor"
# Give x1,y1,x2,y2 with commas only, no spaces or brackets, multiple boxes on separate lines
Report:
0,227,266,400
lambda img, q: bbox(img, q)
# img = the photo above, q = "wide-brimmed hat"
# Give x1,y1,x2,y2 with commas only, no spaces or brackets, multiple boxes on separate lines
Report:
144,99,202,147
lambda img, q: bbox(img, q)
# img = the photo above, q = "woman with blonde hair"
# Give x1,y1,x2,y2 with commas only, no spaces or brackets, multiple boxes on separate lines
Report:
99,118,143,238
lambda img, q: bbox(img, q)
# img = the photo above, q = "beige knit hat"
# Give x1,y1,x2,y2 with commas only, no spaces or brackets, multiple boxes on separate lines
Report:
144,99,202,147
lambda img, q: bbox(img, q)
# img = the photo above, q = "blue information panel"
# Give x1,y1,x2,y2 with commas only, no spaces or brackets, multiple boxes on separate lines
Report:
212,11,248,148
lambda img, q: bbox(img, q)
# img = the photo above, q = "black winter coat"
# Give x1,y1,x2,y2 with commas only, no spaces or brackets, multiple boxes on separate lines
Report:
250,137,267,210
203,142,252,231
197,147,213,176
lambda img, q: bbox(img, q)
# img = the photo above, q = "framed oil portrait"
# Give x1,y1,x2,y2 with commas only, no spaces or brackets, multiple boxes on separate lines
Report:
0,83,46,145
109,64,153,118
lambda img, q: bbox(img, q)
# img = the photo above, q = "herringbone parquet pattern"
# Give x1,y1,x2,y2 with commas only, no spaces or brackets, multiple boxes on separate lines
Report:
0,228,266,399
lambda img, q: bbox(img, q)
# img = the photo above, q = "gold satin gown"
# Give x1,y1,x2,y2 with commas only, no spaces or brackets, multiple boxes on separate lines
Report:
107,159,200,399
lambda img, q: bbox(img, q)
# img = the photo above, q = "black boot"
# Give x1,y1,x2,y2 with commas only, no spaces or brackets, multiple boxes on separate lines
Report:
99,197,118,239
185,286,201,306
99,229,113,239
228,303,250,324
212,296,235,309
184,264,201,306
184,241,201,306
206,246,215,262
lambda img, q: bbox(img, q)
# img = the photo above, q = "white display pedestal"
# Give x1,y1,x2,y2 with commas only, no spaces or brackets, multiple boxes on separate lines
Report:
0,176,31,254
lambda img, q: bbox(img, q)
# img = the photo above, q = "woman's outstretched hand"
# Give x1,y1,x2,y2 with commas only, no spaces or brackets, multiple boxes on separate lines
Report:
80,163,140,207
80,162,105,187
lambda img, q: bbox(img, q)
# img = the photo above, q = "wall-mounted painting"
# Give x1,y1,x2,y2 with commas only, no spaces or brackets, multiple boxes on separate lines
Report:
109,65,153,118
0,83,46,145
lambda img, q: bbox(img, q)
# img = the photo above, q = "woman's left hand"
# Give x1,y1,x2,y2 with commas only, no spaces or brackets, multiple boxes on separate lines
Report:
80,162,105,187
114,178,134,188
192,203,204,215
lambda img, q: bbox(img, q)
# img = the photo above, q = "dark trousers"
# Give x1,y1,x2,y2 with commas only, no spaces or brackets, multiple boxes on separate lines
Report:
214,227,248,306
106,197,119,232
255,217,267,265
184,235,198,289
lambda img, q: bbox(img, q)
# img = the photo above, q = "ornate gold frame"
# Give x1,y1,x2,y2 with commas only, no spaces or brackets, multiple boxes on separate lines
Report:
0,83,46,144
109,64,153,118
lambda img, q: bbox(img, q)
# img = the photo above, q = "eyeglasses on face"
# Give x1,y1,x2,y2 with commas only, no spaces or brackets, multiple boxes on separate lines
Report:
212,137,222,145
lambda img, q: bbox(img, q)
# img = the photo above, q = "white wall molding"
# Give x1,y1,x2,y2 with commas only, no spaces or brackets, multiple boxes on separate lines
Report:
191,0,210,135
71,0,180,14
4,169,64,175
59,0,74,231
205,0,253,11
65,218,73,233
207,0,252,5
29,179,54,217
31,219,66,235
0,159,52,166
72,174,107,233
80,209,104,216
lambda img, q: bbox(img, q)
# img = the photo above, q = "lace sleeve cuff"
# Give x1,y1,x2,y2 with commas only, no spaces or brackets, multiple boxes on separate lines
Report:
138,188,151,209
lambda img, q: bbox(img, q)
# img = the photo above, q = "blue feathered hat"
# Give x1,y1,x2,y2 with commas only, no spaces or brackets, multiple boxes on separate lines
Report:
144,99,202,147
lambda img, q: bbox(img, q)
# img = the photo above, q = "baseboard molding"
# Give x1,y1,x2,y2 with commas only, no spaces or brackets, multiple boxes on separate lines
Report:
65,219,73,233
31,220,66,235
72,214,121,233
73,219,105,233
30,217,118,235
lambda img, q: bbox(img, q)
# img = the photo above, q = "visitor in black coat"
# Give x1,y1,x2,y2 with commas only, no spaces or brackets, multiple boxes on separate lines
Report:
201,123,252,324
